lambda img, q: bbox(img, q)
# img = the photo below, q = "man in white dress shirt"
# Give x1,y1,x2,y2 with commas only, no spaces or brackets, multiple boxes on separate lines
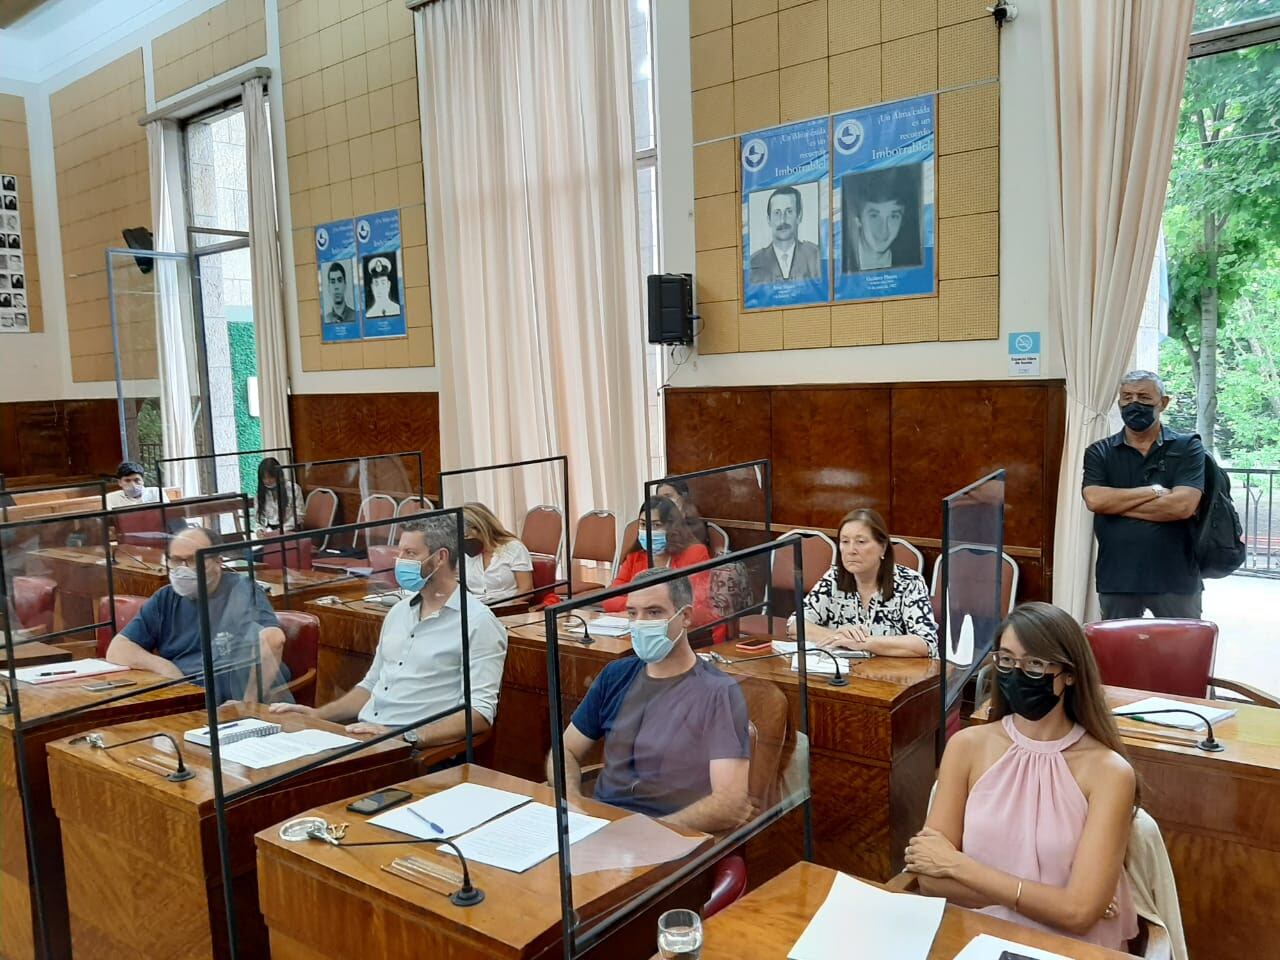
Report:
270,516,508,747
104,460,165,510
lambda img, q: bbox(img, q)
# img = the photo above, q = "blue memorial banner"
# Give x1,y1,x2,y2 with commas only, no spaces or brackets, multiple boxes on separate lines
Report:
741,118,830,310
356,209,407,340
316,218,361,343
832,95,936,303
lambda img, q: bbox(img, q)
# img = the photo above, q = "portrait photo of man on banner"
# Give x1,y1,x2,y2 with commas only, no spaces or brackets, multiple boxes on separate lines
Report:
833,95,936,303
315,218,362,343
741,117,830,310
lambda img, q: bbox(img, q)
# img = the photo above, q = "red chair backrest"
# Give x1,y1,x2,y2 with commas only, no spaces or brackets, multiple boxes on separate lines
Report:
772,531,836,594
707,523,729,556
95,594,147,657
521,506,563,558
354,494,398,549
1084,618,1218,699
302,488,338,531
275,610,320,703
13,576,57,635
367,544,399,590
114,503,165,536
891,538,924,574
572,511,616,563
529,553,560,608
259,538,314,571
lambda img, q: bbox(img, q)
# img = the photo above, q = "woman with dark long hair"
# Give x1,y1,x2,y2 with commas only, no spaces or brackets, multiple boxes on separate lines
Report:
601,497,709,614
905,601,1139,951
254,458,304,537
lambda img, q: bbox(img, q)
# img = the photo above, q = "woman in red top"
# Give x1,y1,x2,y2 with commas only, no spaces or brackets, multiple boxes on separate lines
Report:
603,497,711,614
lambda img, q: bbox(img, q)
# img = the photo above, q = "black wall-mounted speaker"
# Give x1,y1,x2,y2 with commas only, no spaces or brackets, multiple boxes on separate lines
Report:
646,273,695,346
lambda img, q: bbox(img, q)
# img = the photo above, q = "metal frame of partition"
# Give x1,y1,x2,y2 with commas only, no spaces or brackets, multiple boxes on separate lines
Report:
193,506,475,959
437,455,574,600
545,536,812,960
0,480,109,524
937,469,1006,756
155,445,295,494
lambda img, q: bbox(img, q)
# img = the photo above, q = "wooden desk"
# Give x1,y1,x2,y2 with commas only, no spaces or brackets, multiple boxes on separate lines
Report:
715,645,939,883
1106,686,1280,960
693,862,1133,959
0,640,72,668
256,764,712,960
46,703,423,960
0,670,205,960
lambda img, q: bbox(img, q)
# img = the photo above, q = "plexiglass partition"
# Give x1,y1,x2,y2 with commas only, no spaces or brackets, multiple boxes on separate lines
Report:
0,479,109,524
156,446,294,504
438,455,572,604
938,470,1006,743
281,451,426,550
642,460,772,562
545,540,811,959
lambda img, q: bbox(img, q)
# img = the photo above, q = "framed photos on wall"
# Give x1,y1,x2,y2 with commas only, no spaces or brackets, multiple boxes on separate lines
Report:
0,173,29,334
315,208,407,344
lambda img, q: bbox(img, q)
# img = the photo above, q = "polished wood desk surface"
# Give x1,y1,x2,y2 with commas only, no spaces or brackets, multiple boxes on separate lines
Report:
0,669,205,960
45,702,411,813
692,862,1133,960
0,639,72,668
256,763,710,960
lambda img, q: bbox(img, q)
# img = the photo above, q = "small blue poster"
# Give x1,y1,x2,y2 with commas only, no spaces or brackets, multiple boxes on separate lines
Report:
740,117,830,310
356,209,407,340
832,95,936,303
315,218,360,343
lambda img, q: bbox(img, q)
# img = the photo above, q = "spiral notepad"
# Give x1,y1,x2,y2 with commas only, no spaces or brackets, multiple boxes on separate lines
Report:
184,718,282,747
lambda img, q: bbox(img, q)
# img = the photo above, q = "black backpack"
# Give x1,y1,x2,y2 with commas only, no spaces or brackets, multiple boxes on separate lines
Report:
1190,437,1246,579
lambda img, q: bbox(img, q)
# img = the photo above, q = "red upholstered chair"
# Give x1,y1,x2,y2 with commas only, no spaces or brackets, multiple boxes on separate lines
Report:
706,522,730,556
890,537,925,574
114,502,169,548
301,488,339,551
568,510,616,592
390,495,433,542
95,594,147,657
738,530,835,636
529,553,560,607
521,505,564,559
276,610,319,706
613,517,641,578
13,576,57,635
703,855,748,918
259,538,314,572
367,544,399,591
352,493,398,550
1084,618,1280,706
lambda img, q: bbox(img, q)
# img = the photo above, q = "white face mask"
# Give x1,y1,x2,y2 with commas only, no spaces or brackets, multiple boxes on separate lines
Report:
123,484,144,499
168,565,199,598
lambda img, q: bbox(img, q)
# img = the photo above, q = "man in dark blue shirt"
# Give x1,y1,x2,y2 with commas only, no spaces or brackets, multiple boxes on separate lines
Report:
1082,370,1205,619
105,526,290,703
548,573,752,833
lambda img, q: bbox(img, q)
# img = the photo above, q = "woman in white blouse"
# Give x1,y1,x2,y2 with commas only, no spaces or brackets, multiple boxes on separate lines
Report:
462,502,535,603
789,507,938,658
254,457,305,538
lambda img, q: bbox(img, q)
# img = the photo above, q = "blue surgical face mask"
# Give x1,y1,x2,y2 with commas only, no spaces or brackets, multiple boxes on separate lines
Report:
638,530,668,554
629,606,687,663
395,556,435,593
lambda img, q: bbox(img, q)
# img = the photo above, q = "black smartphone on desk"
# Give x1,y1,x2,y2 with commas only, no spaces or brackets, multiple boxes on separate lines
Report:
347,788,412,815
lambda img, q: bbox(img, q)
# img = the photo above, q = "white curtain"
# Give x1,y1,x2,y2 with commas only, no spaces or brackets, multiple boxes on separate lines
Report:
147,120,201,499
242,78,293,453
1046,0,1195,619
415,0,648,528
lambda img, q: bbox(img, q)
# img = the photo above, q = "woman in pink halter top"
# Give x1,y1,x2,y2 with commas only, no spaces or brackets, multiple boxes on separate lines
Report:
904,602,1140,952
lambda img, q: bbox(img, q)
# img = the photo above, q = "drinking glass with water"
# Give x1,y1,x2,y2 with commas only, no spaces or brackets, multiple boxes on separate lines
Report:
657,908,703,959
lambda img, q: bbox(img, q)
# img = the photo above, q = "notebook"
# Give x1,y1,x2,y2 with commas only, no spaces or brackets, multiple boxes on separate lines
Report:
184,717,282,747
13,659,128,684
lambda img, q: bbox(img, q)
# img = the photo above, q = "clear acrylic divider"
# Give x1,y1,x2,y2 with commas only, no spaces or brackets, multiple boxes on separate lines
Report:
545,538,812,959
438,455,572,603
939,471,1007,740
156,446,294,504
641,460,771,566
282,451,426,550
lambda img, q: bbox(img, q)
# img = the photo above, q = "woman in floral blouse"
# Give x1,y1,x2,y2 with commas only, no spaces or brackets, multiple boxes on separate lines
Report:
789,507,938,658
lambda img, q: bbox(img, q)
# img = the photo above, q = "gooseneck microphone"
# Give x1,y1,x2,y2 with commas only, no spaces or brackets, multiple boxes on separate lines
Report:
1113,708,1224,753
111,544,164,572
309,828,485,906
75,730,197,780
717,646,848,687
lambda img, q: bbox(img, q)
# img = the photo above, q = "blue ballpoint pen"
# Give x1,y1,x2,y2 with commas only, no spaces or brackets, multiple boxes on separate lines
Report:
406,806,444,834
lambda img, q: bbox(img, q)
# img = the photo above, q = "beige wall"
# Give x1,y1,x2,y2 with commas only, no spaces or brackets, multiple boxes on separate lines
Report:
691,0,1000,355
151,0,268,103
50,50,152,384
278,0,434,373
0,93,43,334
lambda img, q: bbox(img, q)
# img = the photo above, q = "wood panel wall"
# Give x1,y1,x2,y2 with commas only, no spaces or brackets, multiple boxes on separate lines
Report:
0,399,123,479
664,380,1066,601
288,392,440,494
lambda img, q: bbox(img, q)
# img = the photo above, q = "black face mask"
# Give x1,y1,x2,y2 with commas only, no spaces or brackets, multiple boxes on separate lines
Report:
997,669,1063,722
462,537,484,558
1120,401,1157,432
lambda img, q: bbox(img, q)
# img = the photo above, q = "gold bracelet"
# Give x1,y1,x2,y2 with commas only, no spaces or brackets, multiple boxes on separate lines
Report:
1014,880,1024,913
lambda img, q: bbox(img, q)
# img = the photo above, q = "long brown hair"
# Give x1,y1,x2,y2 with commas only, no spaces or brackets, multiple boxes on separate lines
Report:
992,601,1141,808
625,496,695,558
835,508,896,601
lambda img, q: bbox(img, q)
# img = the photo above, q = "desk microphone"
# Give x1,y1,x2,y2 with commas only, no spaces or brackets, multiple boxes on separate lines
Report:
554,613,594,646
309,827,485,907
111,545,164,572
74,730,197,780
717,647,848,687
1113,708,1225,753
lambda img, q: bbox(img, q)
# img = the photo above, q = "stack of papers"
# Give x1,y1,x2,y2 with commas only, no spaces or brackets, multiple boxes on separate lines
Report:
217,729,360,769
369,782,528,839
789,872,945,960
1114,696,1236,729
14,659,128,684
585,616,631,638
951,934,1070,960
442,801,609,873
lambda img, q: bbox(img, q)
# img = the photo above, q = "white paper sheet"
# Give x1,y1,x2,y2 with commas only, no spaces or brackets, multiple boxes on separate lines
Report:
215,730,359,769
1113,696,1235,730
566,813,704,876
950,933,1072,960
368,782,529,839
788,872,945,960
585,615,632,637
442,801,609,873
14,659,128,684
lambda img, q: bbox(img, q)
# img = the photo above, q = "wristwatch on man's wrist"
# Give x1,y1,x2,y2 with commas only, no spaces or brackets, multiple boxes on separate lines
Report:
1150,484,1166,497
402,728,420,746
